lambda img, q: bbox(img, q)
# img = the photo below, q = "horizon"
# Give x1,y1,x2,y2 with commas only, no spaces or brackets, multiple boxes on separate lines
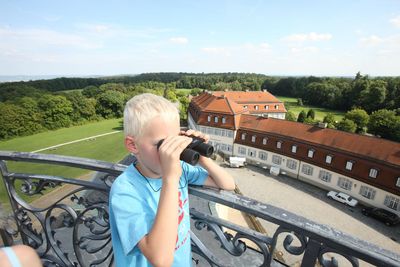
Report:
1,0,400,77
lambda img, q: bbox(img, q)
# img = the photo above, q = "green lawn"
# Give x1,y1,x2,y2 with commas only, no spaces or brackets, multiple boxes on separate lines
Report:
0,119,127,210
276,95,345,121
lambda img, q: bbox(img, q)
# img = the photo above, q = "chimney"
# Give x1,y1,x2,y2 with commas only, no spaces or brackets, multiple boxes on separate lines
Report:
317,122,327,128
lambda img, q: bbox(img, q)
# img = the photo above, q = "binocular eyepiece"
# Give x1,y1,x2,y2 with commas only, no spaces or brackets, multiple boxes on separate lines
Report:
157,136,214,165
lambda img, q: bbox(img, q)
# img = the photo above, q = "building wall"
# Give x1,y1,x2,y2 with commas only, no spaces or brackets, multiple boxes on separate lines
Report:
233,143,400,216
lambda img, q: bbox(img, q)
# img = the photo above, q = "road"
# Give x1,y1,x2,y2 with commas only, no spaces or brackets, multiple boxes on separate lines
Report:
219,163,400,266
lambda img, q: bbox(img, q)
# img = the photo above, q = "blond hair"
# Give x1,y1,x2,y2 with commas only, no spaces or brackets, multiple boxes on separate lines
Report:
123,93,180,138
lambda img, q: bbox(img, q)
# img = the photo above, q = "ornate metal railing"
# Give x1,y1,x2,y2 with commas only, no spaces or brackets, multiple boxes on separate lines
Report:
0,151,399,267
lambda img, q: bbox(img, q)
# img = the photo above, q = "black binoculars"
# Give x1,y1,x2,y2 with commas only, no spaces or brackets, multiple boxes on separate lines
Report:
157,136,214,165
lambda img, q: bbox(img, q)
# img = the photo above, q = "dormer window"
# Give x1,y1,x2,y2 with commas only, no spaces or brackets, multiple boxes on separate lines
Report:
292,145,297,153
241,133,246,140
207,115,211,122
214,116,218,123
262,137,268,145
254,105,259,110
244,105,248,109
369,168,378,178
276,141,282,149
308,149,315,158
346,161,354,171
275,105,279,109
326,155,332,164
397,177,400,188
222,117,226,124
251,135,256,142
264,105,269,110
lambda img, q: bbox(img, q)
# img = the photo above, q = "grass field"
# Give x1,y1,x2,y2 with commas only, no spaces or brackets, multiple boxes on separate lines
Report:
276,95,345,121
0,118,127,209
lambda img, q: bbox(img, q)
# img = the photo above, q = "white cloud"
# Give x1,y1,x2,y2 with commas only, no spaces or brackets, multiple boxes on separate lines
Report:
360,35,384,46
282,32,332,42
169,37,188,44
290,46,319,53
390,15,400,28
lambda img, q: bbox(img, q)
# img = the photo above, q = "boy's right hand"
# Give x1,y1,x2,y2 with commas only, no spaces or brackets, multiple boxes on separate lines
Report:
158,135,192,183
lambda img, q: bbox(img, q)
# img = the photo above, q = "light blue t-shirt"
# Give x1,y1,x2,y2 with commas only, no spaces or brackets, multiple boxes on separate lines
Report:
109,161,208,267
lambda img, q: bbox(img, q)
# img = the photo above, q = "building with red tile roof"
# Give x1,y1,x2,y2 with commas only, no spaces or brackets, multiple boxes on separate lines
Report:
188,91,400,216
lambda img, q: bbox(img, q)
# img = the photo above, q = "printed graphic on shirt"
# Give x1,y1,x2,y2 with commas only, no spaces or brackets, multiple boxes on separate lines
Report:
175,191,189,250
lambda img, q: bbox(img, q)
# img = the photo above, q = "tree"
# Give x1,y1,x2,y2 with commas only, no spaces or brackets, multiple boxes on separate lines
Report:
38,95,73,130
0,103,33,139
297,110,306,122
368,109,400,141
359,80,387,112
297,98,303,106
285,111,296,121
344,108,369,133
65,91,97,122
307,109,315,119
323,113,336,128
336,119,357,133
96,90,126,118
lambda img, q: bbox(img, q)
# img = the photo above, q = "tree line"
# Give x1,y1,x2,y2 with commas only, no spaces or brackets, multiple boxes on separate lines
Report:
0,72,399,142
0,82,190,140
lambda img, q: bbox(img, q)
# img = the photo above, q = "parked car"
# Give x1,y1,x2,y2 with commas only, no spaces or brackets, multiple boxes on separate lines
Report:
326,191,358,207
362,207,400,226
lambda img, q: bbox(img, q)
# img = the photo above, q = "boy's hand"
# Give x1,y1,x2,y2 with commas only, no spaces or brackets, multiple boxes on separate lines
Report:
158,135,192,183
180,129,210,143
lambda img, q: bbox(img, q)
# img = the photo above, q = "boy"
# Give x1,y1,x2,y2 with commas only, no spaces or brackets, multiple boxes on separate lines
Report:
109,93,235,267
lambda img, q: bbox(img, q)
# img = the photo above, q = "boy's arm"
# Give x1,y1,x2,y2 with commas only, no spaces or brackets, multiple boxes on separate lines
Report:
137,135,192,267
199,156,236,190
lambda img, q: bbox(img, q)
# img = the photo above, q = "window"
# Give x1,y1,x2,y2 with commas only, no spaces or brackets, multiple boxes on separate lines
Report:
359,186,376,200
291,145,297,153
384,195,400,211
259,151,268,160
241,133,246,140
207,115,211,122
337,177,352,191
244,105,248,109
319,170,332,182
275,105,279,109
276,141,282,149
226,130,233,138
286,159,297,170
220,129,226,136
206,127,213,135
248,148,256,157
238,147,246,155
262,137,268,145
272,155,282,165
222,117,226,124
397,177,400,188
214,116,218,123
325,155,332,164
345,161,353,171
308,149,315,158
264,105,269,110
251,135,256,142
369,168,378,178
301,164,313,176
254,105,259,110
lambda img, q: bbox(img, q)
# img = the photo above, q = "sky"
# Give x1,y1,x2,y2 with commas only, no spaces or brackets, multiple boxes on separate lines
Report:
0,0,399,77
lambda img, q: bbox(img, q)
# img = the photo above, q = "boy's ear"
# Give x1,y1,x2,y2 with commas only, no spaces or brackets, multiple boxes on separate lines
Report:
125,136,139,154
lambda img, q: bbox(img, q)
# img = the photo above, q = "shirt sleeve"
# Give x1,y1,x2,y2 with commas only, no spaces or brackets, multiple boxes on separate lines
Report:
110,183,154,256
181,161,208,186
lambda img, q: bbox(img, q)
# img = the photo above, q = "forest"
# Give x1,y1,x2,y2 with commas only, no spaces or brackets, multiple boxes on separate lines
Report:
0,72,399,142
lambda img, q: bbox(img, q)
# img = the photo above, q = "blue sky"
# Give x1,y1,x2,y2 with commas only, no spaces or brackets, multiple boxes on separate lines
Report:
0,0,399,76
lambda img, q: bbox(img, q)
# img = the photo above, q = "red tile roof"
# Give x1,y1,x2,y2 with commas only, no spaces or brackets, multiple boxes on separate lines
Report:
239,114,400,166
192,91,287,114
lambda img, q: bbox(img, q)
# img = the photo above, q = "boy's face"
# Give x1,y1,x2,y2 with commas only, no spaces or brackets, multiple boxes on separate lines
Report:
133,115,180,178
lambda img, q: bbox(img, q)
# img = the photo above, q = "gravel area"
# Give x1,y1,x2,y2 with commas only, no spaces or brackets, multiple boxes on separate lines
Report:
220,162,400,266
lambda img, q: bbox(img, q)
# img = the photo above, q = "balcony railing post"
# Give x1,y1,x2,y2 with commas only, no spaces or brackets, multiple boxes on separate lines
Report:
300,239,320,267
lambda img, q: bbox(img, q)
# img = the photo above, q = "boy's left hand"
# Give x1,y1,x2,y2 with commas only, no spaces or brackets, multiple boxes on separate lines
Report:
180,129,210,143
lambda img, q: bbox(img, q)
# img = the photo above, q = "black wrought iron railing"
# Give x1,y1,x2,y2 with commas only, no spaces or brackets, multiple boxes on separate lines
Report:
0,151,399,267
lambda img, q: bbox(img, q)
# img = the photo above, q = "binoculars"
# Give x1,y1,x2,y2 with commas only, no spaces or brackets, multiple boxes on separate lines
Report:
157,136,214,165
